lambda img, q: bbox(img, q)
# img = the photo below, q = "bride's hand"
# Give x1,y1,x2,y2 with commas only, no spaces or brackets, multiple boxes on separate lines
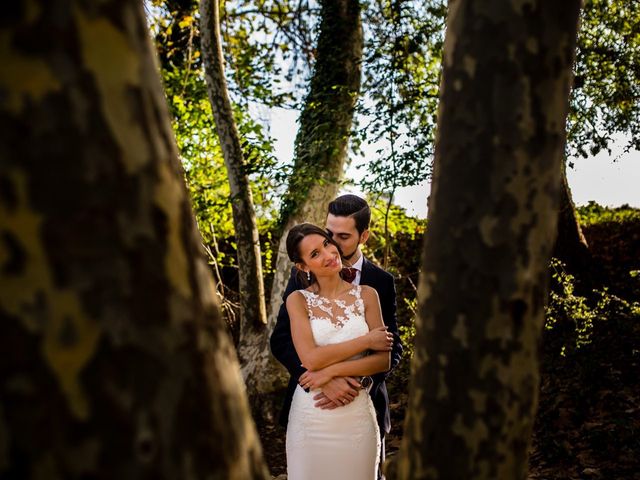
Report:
367,325,393,351
300,368,334,390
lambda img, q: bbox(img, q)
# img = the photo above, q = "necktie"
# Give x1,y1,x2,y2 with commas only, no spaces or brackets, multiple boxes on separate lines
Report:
341,267,357,283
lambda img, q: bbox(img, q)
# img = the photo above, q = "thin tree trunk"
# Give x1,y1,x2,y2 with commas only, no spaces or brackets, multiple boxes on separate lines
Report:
0,1,268,477
389,1,581,479
553,161,590,271
199,0,277,401
269,0,363,329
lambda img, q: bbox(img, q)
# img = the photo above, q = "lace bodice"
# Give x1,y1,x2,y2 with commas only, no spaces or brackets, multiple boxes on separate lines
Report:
298,285,369,348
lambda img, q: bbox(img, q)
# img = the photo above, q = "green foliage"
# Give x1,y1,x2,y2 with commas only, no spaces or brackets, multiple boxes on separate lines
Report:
161,66,235,246
149,0,304,107
355,0,640,188
546,259,598,351
163,64,279,256
576,201,640,226
545,258,640,355
372,202,426,239
398,297,417,359
148,3,281,270
568,0,640,159
365,195,426,254
223,1,307,108
355,0,446,195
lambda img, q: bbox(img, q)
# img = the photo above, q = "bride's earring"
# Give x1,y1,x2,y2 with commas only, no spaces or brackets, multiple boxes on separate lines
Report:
306,271,311,282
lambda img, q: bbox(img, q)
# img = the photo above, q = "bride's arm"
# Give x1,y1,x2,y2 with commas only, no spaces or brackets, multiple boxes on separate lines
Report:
312,351,390,381
300,287,391,388
287,291,389,371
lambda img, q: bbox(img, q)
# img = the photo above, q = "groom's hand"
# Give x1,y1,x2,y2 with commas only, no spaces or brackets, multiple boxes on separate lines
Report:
313,377,360,409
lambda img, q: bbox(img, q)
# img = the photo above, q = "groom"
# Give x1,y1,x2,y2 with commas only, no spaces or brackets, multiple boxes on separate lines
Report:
270,194,403,477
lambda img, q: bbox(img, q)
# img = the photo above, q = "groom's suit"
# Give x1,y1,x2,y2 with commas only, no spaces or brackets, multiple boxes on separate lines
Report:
270,256,403,437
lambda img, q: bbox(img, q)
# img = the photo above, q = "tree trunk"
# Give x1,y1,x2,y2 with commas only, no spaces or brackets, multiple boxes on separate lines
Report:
199,0,277,402
553,161,590,271
389,1,581,479
269,0,363,331
0,1,269,478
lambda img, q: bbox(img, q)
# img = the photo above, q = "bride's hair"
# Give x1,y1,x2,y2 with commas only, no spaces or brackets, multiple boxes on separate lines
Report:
286,223,343,286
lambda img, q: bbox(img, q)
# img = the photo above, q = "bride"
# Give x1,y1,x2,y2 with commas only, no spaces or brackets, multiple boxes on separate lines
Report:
284,223,394,479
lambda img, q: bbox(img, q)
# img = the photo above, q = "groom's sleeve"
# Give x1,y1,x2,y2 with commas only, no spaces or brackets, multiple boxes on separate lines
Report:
270,269,307,382
377,272,403,378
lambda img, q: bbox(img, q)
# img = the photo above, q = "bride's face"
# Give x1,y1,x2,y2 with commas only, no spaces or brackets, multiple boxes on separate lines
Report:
296,233,342,277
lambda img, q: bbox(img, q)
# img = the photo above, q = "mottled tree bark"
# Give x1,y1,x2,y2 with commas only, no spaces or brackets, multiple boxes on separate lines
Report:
0,1,269,478
199,0,278,401
269,0,363,328
390,1,581,479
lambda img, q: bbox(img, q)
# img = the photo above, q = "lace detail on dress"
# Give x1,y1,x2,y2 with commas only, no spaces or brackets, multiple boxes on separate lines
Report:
298,286,368,348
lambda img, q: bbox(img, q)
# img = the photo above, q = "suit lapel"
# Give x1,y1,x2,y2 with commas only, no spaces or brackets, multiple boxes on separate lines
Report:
360,256,373,286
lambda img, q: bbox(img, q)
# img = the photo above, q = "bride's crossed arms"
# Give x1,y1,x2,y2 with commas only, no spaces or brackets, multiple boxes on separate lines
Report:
286,285,393,393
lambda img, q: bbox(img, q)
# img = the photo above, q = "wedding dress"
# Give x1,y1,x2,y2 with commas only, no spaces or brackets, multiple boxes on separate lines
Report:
286,284,380,480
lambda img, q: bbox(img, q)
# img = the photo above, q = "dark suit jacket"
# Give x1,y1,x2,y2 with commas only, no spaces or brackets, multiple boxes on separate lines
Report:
269,256,403,435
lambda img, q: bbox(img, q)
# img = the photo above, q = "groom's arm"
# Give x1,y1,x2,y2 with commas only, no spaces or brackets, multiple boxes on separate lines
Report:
270,269,306,382
374,272,403,381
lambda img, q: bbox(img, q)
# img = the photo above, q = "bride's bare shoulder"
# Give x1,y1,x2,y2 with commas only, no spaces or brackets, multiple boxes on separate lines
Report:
286,289,306,307
359,284,380,302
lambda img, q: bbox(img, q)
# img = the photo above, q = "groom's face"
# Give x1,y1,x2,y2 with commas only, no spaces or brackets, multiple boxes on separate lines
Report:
325,214,368,262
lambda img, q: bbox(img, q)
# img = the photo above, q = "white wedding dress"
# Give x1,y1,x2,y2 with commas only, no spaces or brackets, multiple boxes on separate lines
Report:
286,285,380,480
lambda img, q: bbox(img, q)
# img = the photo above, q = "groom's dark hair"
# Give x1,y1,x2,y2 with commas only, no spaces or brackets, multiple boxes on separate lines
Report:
328,194,371,234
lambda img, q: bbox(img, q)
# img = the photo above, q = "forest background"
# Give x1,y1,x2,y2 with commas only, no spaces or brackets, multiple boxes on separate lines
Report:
145,0,639,478
1,0,637,478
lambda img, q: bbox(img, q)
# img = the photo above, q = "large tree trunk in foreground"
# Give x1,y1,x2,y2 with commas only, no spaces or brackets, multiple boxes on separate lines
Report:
269,0,363,330
390,1,581,479
199,0,277,402
0,1,268,478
